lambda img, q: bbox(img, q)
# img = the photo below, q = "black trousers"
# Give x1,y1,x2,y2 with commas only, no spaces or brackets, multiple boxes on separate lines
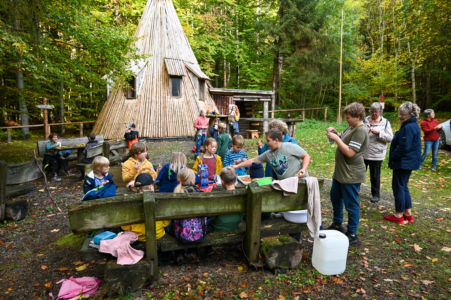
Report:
364,159,382,198
44,154,69,176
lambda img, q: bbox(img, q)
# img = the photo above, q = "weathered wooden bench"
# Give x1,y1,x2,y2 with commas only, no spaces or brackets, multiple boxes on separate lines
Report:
36,134,105,161
77,140,129,177
69,179,319,288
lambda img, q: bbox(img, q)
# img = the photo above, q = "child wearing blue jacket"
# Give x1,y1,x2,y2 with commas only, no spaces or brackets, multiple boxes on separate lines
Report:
82,156,116,200
155,152,186,193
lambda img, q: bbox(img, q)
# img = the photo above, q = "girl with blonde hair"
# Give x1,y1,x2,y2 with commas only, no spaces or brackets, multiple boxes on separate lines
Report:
156,152,187,193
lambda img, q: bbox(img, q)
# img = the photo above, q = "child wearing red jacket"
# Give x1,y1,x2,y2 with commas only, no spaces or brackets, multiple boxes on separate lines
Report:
420,109,443,171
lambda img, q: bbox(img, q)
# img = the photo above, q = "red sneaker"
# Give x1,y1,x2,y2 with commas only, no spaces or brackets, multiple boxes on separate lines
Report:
383,214,406,224
404,215,414,223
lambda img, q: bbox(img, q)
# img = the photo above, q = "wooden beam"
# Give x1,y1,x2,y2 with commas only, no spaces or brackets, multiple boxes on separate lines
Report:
143,191,159,282
245,184,262,266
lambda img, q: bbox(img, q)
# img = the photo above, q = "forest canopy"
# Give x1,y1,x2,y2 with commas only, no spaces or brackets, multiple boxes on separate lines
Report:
0,0,449,130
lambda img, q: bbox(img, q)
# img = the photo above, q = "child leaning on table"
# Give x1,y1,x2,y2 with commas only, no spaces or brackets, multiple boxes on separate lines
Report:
122,142,157,189
224,135,248,176
82,156,116,200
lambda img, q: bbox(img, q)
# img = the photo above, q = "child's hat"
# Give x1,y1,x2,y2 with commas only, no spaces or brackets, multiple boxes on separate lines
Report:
135,173,154,187
128,123,136,129
250,162,264,179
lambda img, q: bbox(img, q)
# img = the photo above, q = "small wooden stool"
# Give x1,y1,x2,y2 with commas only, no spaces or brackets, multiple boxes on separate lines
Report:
246,130,259,139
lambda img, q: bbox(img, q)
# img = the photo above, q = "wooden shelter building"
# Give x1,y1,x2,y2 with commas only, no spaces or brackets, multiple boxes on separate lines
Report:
209,88,274,135
93,0,218,139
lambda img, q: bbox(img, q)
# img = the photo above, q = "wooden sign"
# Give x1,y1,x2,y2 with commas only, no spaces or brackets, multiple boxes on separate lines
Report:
36,104,54,109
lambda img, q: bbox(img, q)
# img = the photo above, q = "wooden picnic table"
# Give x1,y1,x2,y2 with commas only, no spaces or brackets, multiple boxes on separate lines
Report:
55,145,86,161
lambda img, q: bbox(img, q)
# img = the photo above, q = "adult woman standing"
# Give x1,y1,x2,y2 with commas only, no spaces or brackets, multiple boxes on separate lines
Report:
363,102,393,203
385,102,421,224
420,109,442,171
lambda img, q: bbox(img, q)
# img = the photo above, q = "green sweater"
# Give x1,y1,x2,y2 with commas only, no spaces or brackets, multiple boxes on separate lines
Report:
217,132,230,162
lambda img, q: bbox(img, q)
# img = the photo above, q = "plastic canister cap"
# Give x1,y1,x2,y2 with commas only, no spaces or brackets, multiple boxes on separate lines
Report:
319,233,326,239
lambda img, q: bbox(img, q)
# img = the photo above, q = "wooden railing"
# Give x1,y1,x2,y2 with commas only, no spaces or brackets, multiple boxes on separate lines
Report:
257,107,328,122
0,121,96,143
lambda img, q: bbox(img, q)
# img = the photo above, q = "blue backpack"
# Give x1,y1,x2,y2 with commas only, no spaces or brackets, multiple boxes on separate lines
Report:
172,217,208,243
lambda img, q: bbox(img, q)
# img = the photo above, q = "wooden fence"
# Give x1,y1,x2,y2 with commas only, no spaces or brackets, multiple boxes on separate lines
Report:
0,121,96,143
257,107,328,122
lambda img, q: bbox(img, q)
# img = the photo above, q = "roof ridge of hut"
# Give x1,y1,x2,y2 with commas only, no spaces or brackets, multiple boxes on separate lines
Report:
93,0,218,139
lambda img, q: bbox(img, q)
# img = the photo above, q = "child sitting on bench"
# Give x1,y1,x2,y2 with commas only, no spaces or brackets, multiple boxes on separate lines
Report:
82,156,116,200
121,173,170,241
211,167,244,231
122,142,157,189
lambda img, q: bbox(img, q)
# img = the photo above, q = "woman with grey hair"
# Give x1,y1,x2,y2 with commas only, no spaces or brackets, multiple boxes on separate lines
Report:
363,102,393,203
420,109,443,171
385,102,421,224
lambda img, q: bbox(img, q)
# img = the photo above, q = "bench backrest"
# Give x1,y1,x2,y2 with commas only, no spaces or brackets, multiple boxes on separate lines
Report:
37,135,104,156
69,180,311,233
86,140,128,160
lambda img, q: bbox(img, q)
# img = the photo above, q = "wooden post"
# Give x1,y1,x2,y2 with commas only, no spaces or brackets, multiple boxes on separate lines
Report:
79,122,83,137
102,141,111,160
43,98,49,138
0,161,7,221
324,107,328,121
245,184,262,266
302,110,305,121
263,101,269,133
143,191,159,282
271,93,275,119
7,128,11,143
36,99,54,138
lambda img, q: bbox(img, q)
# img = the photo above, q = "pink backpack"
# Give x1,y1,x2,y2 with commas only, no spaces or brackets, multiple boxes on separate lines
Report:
50,276,100,300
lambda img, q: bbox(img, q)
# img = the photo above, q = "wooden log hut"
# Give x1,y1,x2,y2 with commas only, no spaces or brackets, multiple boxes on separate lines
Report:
93,0,218,139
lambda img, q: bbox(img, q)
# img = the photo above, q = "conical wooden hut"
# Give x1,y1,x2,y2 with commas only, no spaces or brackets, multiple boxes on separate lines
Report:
94,0,218,139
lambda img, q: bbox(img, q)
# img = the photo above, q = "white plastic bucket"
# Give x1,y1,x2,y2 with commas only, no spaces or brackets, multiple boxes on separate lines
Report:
282,210,308,223
312,230,349,275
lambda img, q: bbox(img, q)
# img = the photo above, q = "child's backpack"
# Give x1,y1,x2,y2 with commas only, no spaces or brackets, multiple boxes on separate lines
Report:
172,217,208,243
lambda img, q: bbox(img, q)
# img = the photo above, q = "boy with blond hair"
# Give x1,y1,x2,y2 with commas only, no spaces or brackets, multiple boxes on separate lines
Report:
224,135,248,176
82,156,116,200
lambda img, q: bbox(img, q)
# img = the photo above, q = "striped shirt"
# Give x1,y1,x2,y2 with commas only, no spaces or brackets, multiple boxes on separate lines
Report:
224,150,248,176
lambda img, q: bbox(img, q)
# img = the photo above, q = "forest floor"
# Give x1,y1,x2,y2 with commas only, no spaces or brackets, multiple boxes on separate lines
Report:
0,120,450,299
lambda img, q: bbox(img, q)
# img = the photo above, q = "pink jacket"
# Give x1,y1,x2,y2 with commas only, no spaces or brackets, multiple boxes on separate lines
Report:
194,116,209,129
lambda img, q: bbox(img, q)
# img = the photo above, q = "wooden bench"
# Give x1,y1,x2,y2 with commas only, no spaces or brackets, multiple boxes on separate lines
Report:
77,140,129,177
69,179,320,288
246,129,259,139
36,135,105,161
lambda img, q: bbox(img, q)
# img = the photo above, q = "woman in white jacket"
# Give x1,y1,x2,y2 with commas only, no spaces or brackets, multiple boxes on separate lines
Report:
364,102,393,203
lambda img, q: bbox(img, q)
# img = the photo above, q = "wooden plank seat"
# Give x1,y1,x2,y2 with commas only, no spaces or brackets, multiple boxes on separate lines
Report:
69,179,321,285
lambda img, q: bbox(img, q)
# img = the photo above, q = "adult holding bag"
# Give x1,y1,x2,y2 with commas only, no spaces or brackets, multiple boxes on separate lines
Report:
363,102,393,203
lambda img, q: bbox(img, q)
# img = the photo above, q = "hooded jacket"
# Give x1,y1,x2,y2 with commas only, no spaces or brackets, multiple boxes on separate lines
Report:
363,116,393,161
389,117,421,170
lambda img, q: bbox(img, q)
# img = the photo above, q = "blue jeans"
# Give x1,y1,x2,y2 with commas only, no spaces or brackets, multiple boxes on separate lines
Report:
421,139,439,167
195,133,206,157
392,169,412,213
330,179,361,235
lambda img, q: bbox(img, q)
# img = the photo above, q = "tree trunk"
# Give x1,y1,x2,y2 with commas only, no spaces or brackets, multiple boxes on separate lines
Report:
17,70,29,135
425,64,431,108
59,81,65,135
411,60,416,104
